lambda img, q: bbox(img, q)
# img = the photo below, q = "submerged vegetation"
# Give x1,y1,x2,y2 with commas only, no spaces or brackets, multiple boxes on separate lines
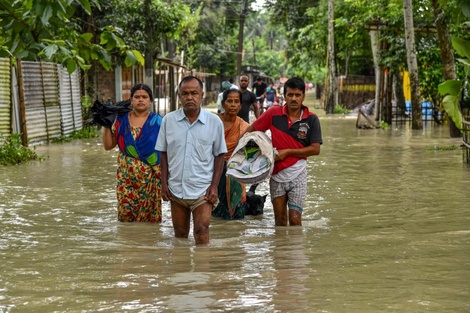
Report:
1,127,100,165
334,104,350,114
425,145,461,151
380,121,390,129
0,133,45,165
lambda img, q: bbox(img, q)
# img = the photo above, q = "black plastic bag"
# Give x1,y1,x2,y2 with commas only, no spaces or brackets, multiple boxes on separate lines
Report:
91,99,132,128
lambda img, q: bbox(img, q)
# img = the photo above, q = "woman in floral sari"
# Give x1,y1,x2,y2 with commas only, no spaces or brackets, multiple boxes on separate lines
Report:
212,89,250,219
102,83,163,223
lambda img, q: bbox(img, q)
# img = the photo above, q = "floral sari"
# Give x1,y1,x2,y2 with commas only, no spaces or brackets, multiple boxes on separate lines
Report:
112,112,162,223
212,116,249,220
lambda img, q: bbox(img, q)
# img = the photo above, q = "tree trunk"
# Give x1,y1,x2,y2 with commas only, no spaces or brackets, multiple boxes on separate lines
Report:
432,0,461,137
384,69,393,124
393,71,407,115
369,29,382,121
325,0,336,114
403,0,422,129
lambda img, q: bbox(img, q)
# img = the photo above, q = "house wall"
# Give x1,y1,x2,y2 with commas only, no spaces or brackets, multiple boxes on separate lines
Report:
96,69,116,103
96,65,145,103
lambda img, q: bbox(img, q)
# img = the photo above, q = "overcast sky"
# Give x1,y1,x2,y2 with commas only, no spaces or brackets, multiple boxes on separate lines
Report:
251,0,266,11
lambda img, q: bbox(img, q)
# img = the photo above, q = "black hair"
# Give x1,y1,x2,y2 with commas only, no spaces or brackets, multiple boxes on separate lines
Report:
222,89,242,104
131,83,154,101
178,75,204,91
283,77,306,95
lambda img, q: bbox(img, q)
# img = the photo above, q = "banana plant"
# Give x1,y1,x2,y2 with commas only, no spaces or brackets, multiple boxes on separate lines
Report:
438,37,470,130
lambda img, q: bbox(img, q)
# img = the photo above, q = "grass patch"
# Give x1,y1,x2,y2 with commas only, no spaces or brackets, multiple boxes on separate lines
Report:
51,127,100,143
425,145,461,151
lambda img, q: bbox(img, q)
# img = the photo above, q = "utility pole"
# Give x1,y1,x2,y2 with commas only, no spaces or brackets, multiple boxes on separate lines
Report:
237,0,248,75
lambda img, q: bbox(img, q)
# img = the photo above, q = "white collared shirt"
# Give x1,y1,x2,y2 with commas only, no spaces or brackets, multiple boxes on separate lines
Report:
155,108,227,199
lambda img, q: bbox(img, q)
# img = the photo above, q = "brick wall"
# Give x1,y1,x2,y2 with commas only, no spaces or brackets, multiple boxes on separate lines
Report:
97,69,116,103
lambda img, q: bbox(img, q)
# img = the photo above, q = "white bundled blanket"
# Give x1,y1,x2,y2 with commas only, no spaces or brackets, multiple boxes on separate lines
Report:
227,131,275,184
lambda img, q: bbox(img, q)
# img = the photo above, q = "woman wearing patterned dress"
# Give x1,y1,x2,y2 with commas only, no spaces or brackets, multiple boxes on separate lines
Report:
102,83,163,223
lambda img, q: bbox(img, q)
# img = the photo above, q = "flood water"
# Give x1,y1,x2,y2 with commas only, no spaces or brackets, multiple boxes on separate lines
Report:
0,113,469,312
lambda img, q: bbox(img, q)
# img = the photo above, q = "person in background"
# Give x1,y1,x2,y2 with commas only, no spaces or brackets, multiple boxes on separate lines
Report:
252,76,268,114
216,81,238,113
265,82,277,109
102,83,163,223
237,74,259,123
212,89,250,220
275,86,283,106
155,76,227,245
243,77,322,226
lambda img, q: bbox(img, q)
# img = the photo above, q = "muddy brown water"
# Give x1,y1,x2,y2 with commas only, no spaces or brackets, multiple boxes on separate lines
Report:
0,113,468,312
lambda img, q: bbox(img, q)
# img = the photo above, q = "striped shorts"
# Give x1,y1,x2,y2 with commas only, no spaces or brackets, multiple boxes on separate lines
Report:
269,169,307,213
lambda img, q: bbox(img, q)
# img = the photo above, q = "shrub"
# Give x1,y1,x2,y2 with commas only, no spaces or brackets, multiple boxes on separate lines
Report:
334,104,350,114
0,133,44,165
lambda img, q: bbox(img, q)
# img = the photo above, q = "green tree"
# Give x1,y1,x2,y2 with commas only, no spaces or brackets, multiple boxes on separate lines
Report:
182,1,239,77
243,10,287,80
0,0,144,73
99,0,190,86
266,0,329,83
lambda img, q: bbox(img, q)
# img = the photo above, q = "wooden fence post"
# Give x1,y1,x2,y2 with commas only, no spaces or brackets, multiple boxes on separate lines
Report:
15,59,28,146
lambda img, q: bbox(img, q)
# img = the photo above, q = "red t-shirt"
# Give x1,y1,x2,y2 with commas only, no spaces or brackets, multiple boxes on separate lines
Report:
251,105,322,174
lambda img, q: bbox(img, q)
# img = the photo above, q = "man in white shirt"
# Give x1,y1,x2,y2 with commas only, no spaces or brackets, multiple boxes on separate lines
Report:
156,76,227,245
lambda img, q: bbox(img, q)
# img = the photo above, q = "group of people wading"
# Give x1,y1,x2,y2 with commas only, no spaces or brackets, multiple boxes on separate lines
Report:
102,76,322,245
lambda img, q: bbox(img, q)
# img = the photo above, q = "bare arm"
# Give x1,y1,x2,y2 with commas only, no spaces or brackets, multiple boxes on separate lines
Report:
205,153,225,204
241,125,256,137
160,152,171,201
102,128,116,150
252,101,260,119
275,143,321,161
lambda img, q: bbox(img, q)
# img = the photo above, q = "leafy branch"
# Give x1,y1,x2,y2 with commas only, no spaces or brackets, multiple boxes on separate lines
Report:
438,37,470,129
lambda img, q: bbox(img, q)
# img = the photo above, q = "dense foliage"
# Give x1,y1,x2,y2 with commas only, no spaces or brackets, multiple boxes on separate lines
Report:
0,0,146,73
1,0,469,124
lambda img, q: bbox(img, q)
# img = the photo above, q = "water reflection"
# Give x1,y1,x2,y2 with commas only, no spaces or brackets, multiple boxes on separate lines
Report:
0,116,469,312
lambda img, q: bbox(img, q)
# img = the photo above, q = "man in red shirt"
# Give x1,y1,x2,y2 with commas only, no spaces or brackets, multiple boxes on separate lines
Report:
244,77,322,226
